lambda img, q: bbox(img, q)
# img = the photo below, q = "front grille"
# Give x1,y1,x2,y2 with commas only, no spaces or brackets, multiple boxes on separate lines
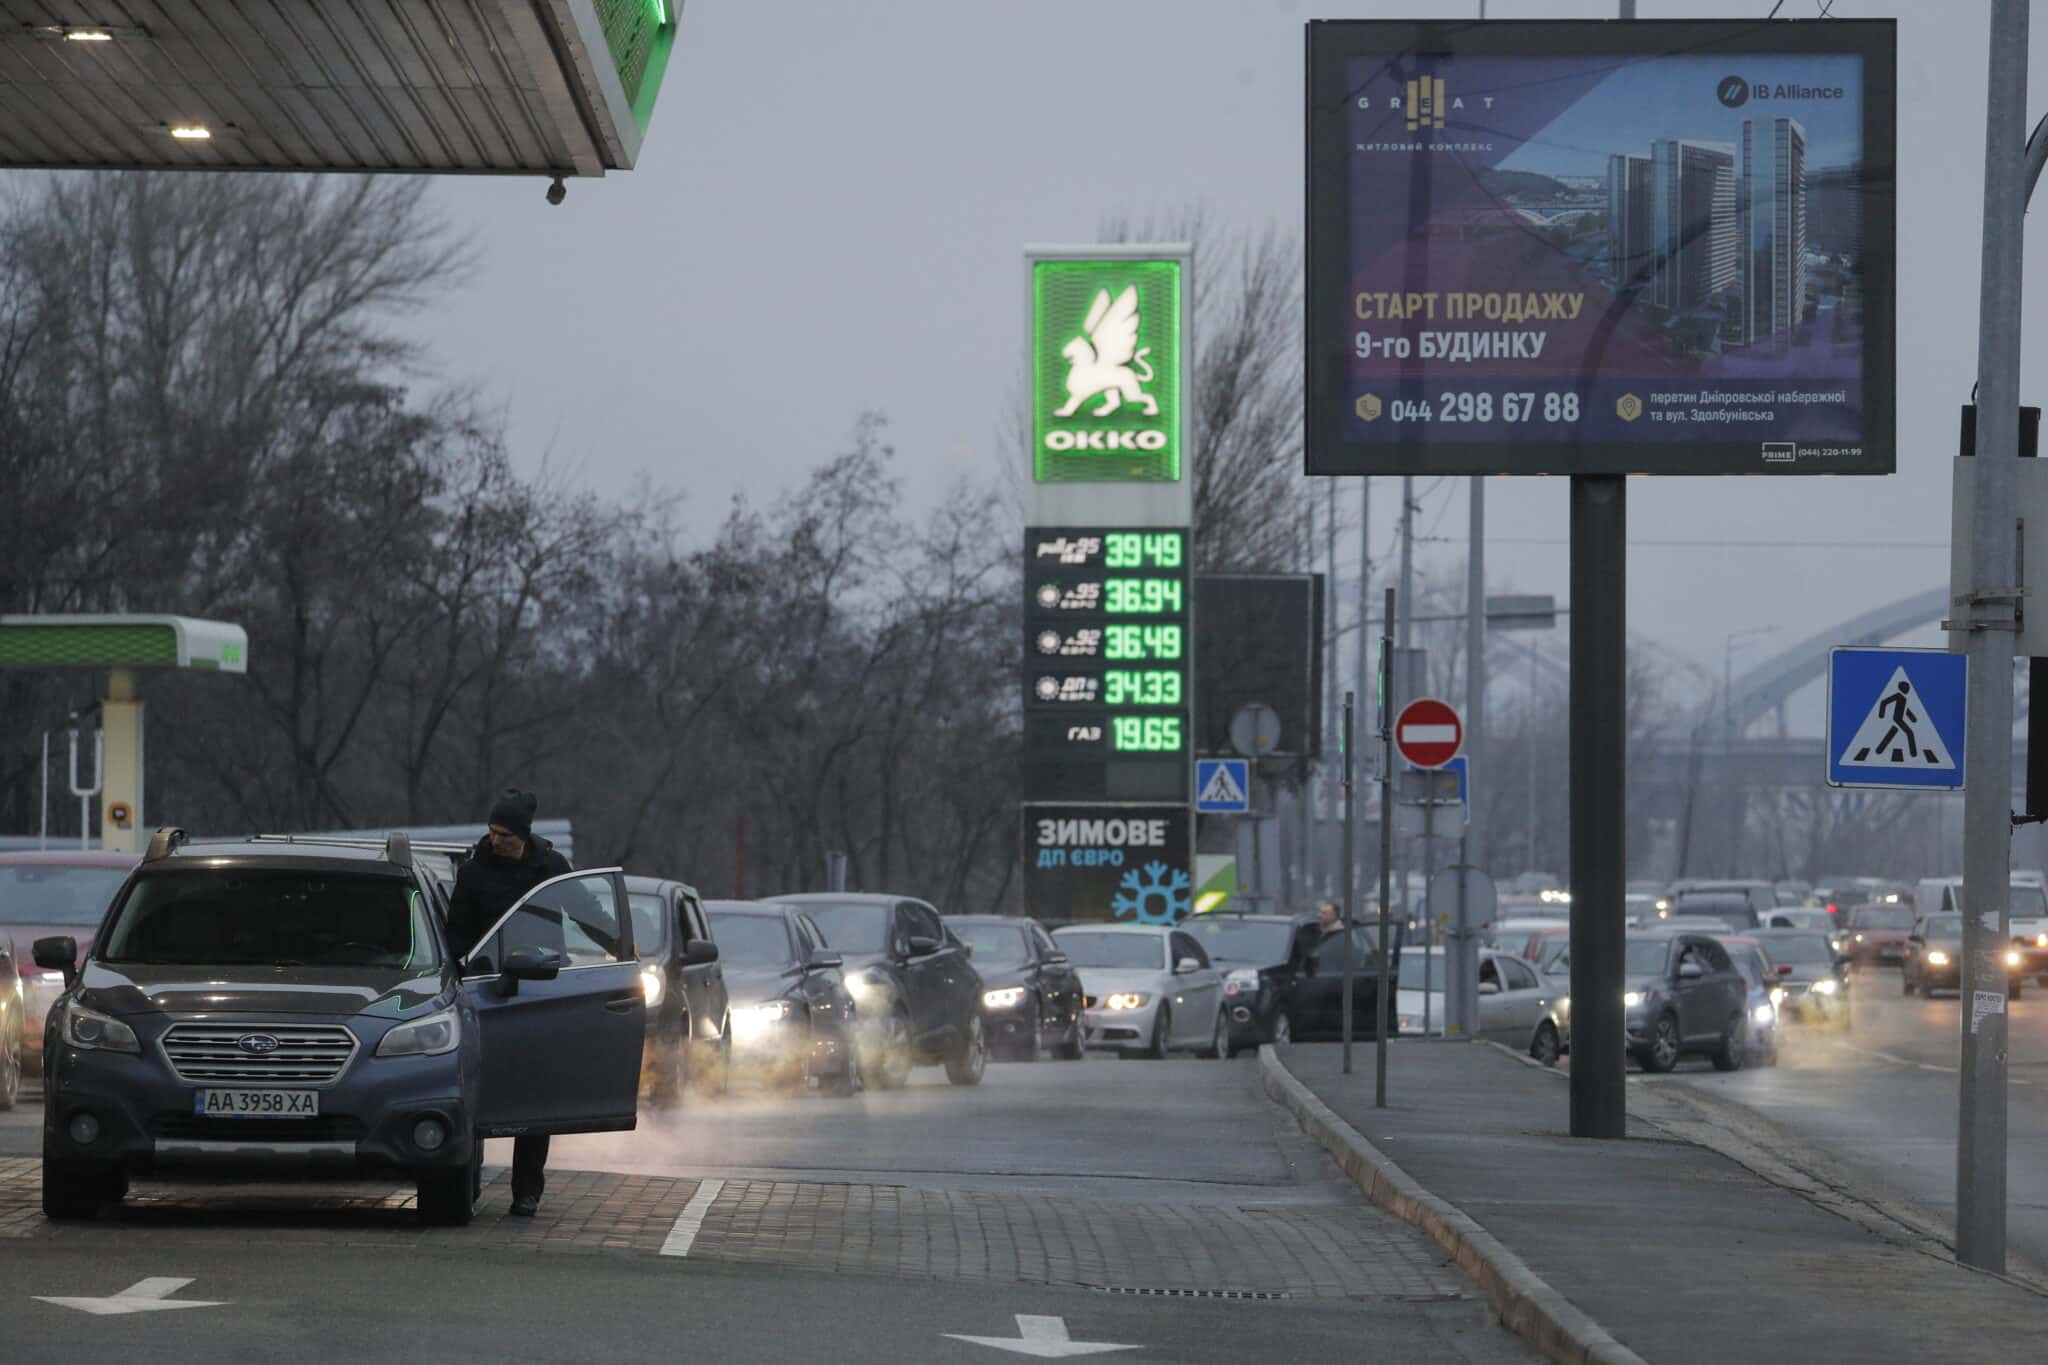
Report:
160,1023,357,1084
150,1115,367,1142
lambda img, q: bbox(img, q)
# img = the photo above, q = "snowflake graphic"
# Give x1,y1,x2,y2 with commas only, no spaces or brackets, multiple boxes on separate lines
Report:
1111,861,1192,925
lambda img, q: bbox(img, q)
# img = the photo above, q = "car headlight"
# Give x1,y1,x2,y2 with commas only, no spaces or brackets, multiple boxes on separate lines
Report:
2036,933,2048,949
1854,933,1866,943
1654,899,1670,912
1769,987,1786,1007
61,1003,140,1055
983,987,1026,1009
1104,993,1150,1010
1751,1002,1776,1027
731,1001,793,1038
1925,949,1950,967
1223,969,1259,996
376,1006,461,1057
1556,995,1570,1016
1622,991,1644,1009
1810,978,1839,995
845,971,886,1001
640,967,664,1008
2006,949,2024,969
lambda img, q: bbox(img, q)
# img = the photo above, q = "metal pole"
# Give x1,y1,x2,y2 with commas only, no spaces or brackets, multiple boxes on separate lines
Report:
1327,480,1341,896
1568,474,1627,1139
1356,478,1374,921
1341,691,1357,1075
39,731,49,851
1422,794,1435,1036
1957,0,2029,1274
1376,588,1395,1106
1397,476,1415,935
1464,473,1486,1036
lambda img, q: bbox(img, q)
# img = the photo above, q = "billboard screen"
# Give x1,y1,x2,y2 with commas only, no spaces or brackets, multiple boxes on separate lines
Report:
1022,805,1192,926
1306,19,1895,476
1194,575,1323,759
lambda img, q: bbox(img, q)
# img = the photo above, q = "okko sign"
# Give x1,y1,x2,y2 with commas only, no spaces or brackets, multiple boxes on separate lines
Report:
1032,257,1184,485
1305,19,1897,476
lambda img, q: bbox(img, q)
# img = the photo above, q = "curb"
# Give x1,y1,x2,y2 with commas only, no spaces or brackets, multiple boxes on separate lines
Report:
1259,1045,1647,1365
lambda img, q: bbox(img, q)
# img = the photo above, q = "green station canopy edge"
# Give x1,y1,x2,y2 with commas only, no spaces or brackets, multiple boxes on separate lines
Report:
0,616,247,674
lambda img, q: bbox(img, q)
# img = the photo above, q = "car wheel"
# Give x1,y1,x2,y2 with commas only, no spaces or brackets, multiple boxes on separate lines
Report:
1018,1002,1045,1063
692,1029,732,1099
944,1015,987,1087
417,1146,480,1226
1199,1008,1228,1059
41,1160,117,1221
0,1019,20,1111
1055,1014,1085,1060
1640,1013,1681,1073
825,1037,862,1098
874,1008,914,1089
1710,1012,1747,1072
1531,1020,1562,1068
1144,1005,1171,1059
649,1037,690,1110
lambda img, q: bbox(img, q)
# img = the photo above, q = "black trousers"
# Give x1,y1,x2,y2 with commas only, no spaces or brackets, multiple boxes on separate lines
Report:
511,1134,550,1201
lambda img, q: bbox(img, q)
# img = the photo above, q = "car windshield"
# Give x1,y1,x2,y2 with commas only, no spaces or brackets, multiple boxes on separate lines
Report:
1488,927,1542,956
1727,948,1766,988
794,902,892,954
1849,906,1915,930
1055,931,1163,970
1760,932,1833,966
1625,939,1673,975
952,923,1030,965
1768,910,1832,931
1922,913,1965,941
1180,917,1295,964
1673,896,1757,927
706,912,793,967
98,869,437,969
628,893,669,959
1533,936,1570,972
0,864,131,926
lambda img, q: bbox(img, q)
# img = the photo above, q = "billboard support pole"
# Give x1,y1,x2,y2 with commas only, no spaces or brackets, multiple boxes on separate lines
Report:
1341,691,1357,1074
1376,588,1395,1106
1956,0,2029,1275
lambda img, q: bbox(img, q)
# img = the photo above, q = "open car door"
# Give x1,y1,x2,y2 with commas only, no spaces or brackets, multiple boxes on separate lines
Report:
462,869,644,1138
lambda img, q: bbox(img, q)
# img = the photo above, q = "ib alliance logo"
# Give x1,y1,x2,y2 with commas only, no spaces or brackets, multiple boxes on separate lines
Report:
1717,75,1752,108
1043,286,1168,455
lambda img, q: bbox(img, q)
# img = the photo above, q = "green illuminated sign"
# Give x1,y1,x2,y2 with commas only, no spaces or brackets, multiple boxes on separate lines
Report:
1113,716,1183,752
1032,260,1183,484
593,0,679,132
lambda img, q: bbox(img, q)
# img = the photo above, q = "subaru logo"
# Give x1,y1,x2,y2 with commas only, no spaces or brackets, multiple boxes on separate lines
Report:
237,1033,281,1055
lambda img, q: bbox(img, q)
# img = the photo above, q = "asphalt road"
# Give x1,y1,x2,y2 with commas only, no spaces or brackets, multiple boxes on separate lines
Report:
0,1054,1534,1364
1655,965,2048,1269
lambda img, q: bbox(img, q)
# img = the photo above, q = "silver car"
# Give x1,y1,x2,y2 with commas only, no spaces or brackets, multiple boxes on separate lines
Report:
1053,923,1226,1059
1396,946,1571,1064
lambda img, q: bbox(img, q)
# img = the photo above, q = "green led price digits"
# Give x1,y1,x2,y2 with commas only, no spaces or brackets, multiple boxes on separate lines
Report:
1104,578,1182,614
1104,624,1183,660
1105,532,1184,569
1112,715,1183,752
1103,670,1183,705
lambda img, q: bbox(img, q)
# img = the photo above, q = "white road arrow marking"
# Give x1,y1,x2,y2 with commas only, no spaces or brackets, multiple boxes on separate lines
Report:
35,1277,227,1316
944,1314,1140,1358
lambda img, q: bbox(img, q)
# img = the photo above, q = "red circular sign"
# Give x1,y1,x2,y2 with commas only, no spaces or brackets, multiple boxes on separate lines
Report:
1394,697,1464,769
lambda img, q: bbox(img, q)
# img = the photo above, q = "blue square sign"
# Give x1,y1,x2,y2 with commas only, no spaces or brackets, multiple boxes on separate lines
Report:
1826,647,1967,791
1195,759,1250,813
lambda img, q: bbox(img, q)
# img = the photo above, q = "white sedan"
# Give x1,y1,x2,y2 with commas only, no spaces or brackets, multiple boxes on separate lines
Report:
1053,923,1227,1059
1396,946,1570,1063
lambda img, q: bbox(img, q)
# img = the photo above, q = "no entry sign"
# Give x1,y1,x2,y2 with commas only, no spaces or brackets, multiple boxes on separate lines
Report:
1395,697,1463,769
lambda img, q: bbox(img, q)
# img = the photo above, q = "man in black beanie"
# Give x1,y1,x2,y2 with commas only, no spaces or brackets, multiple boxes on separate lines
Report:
448,788,573,1216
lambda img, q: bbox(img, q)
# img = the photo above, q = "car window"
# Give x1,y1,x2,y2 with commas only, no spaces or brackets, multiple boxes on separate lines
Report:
627,892,670,960
0,863,132,926
681,893,709,943
1169,932,1209,968
101,867,438,970
1322,927,1382,970
902,902,945,943
1478,956,1502,988
1699,941,1734,973
1625,939,1670,975
706,912,794,967
953,922,1032,965
468,871,626,974
797,915,826,954
1499,958,1541,991
1055,930,1165,970
797,901,893,954
1029,925,1060,958
1181,916,1296,964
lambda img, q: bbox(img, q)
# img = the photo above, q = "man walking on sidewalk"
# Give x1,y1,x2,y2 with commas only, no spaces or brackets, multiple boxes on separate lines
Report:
447,788,573,1217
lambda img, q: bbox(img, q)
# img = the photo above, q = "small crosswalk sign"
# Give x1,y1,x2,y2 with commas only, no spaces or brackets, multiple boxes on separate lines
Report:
1826,648,1967,791
1196,759,1251,813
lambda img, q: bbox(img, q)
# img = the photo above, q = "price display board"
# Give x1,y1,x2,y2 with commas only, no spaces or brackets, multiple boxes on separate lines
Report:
1025,527,1191,802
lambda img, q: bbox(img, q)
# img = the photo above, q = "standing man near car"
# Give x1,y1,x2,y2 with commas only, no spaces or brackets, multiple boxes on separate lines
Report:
447,789,572,1217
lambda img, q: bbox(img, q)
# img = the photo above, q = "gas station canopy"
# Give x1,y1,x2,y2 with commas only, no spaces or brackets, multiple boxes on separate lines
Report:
0,614,247,673
0,0,680,177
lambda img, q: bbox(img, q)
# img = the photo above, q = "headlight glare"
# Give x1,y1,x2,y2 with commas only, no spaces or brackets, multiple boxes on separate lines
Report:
640,967,664,1008
377,1007,461,1057
1105,993,1150,1010
1925,949,1950,967
1811,978,1839,995
1751,1002,1776,1027
1622,991,1644,1009
983,987,1026,1009
2006,949,2024,969
731,1001,793,1038
62,1004,139,1054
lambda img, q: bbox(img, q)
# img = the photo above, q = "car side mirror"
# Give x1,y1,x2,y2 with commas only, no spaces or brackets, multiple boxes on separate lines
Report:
680,939,719,967
905,934,942,958
33,936,79,987
1477,980,1502,995
1046,952,1070,966
496,946,566,996
807,948,845,970
1677,961,1704,980
1174,956,1202,975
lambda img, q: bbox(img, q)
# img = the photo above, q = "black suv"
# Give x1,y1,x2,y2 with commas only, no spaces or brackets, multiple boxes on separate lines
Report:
1179,912,1319,1055
1622,930,1751,1072
34,829,645,1224
776,894,987,1087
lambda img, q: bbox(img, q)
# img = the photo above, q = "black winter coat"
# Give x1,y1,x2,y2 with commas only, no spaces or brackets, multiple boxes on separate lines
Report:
446,833,573,960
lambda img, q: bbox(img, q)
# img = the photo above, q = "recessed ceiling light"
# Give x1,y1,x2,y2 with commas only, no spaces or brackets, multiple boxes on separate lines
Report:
168,125,211,141
65,30,114,42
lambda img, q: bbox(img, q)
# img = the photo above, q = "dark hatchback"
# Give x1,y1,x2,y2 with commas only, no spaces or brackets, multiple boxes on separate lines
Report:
944,915,1083,1061
777,894,987,1088
35,830,645,1224
1178,912,1317,1055
1622,931,1750,1073
1755,928,1851,1026
1902,912,2025,999
702,901,860,1096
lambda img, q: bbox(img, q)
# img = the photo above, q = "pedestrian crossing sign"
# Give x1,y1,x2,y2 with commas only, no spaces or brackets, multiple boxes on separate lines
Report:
1195,758,1251,813
1825,647,1967,791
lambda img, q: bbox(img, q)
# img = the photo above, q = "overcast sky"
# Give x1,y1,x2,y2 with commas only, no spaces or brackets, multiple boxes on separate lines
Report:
406,0,2048,734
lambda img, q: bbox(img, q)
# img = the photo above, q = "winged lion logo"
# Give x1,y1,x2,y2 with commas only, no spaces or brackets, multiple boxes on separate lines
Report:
1053,286,1158,419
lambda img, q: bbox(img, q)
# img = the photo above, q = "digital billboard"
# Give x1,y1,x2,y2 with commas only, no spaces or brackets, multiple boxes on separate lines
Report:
1022,805,1193,926
1306,19,1895,476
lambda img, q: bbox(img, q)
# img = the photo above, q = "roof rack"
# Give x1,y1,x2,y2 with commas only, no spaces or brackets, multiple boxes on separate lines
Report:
384,831,412,868
242,833,474,857
143,827,187,863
